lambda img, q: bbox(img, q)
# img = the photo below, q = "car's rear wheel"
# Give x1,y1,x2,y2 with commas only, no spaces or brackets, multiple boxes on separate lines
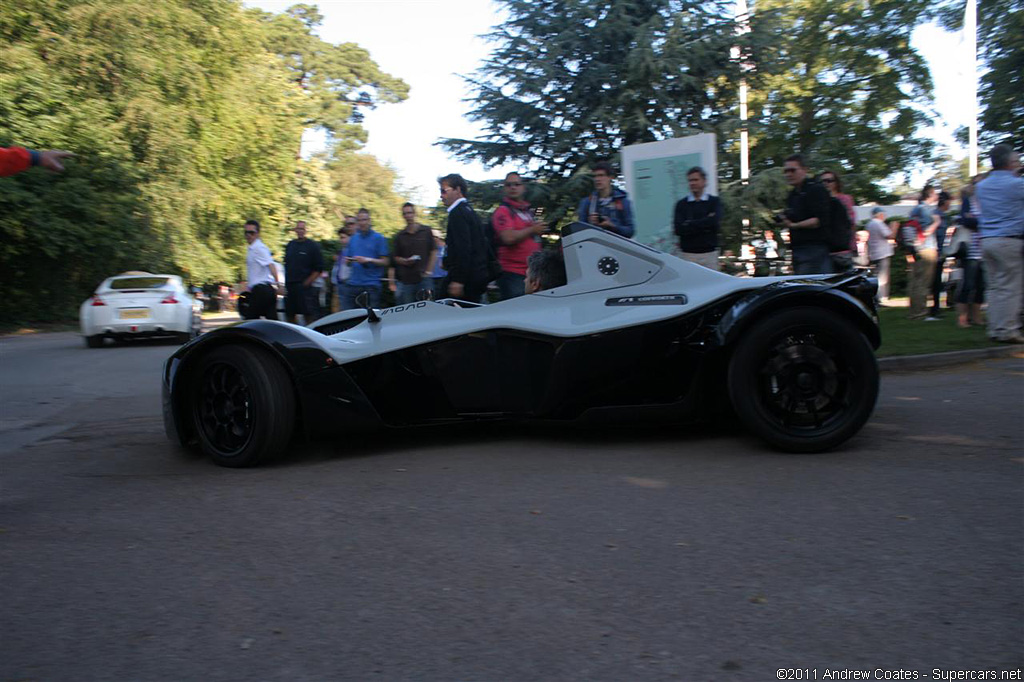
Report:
727,307,878,453
190,345,295,467
177,316,201,344
85,334,104,348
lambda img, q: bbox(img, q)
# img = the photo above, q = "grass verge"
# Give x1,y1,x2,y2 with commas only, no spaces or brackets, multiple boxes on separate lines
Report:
875,304,999,357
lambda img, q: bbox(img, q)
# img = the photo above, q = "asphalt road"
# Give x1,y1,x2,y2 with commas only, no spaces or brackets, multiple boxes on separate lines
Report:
1,331,1022,682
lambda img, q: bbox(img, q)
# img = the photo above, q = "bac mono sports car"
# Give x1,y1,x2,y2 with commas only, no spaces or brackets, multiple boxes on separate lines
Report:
163,223,880,467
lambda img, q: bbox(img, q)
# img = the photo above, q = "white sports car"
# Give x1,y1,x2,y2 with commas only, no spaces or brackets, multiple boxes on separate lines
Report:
80,273,202,348
164,223,881,467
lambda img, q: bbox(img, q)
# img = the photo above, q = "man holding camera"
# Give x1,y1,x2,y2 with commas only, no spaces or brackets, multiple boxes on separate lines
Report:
780,154,833,275
578,161,635,238
493,172,546,300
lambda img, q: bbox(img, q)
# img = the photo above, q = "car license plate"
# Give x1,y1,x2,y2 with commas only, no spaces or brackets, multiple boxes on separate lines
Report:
118,308,149,319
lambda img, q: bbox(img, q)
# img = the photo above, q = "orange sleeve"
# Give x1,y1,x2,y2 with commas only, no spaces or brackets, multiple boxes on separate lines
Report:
0,147,33,177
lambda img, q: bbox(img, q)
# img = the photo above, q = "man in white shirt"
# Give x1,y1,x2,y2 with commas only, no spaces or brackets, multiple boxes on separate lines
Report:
243,220,279,320
865,208,893,303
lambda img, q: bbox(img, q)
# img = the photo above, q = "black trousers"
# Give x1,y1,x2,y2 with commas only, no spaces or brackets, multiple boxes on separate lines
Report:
442,276,488,304
242,283,277,320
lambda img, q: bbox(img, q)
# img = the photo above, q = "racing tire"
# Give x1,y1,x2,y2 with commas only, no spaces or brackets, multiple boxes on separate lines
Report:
190,345,295,467
727,306,878,453
85,334,104,348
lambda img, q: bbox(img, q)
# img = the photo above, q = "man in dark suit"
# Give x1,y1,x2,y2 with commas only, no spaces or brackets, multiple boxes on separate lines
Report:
439,173,491,303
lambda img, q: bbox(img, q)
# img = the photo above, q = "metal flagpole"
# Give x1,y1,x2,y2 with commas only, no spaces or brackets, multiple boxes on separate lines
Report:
733,0,753,257
733,0,751,182
966,0,978,176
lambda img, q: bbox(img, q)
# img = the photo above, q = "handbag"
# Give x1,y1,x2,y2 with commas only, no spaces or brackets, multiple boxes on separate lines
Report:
943,225,971,259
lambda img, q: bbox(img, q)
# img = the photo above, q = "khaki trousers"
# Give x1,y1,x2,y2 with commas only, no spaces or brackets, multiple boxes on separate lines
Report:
681,249,720,270
908,248,937,318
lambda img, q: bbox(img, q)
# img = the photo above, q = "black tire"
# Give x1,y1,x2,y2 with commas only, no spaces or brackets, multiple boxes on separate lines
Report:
190,345,295,467
727,306,878,453
85,334,104,348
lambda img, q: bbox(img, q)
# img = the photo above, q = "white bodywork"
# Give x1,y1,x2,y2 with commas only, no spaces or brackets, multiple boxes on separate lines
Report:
305,225,818,364
80,274,201,339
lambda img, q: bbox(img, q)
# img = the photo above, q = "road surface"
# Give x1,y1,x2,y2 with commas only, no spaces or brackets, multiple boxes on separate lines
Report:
1,331,1021,681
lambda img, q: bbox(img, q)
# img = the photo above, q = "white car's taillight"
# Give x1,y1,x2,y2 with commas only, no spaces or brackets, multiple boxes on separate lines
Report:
160,295,179,304
91,295,106,306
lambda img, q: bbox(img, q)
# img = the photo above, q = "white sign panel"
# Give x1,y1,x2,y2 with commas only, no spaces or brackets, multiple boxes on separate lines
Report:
621,134,718,250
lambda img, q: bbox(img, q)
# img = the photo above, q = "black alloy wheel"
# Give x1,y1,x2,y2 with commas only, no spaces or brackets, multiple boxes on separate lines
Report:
191,345,295,467
727,306,878,453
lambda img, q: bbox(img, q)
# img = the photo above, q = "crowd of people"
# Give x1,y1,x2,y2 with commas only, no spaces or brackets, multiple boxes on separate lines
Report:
240,170,572,323
236,144,1022,346
5,141,1018,344
854,144,1023,343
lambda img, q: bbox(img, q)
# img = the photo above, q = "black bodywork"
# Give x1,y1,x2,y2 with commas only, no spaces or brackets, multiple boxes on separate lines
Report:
163,272,879,450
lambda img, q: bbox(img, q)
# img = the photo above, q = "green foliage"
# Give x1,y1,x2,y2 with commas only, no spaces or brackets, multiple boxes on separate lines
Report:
444,0,937,226
937,0,1023,148
718,170,791,252
745,0,935,202
439,0,757,225
250,4,409,153
926,153,974,195
0,1,410,323
324,152,407,236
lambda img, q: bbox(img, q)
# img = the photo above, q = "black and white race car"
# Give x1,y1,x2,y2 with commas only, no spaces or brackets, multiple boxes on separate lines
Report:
163,223,880,467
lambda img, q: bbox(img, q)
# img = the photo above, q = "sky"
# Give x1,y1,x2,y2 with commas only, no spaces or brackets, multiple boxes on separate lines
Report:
246,0,974,203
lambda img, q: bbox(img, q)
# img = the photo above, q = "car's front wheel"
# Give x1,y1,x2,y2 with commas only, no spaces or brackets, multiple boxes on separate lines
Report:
189,345,295,467
727,307,878,453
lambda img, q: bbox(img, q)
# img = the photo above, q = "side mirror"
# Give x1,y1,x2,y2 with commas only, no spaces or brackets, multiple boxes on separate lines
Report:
355,291,381,323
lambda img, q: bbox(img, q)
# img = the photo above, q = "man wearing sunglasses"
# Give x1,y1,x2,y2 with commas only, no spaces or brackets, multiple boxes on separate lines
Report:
242,220,279,320
780,154,833,274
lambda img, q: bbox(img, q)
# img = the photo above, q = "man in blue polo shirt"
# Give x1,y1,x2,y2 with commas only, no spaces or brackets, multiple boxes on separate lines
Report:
341,207,390,309
976,144,1024,343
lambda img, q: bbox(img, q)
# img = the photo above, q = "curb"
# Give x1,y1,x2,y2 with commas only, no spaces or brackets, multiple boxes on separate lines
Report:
878,345,1023,372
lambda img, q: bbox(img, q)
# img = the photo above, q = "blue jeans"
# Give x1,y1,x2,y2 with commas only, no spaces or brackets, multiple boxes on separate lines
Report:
792,243,834,275
497,272,526,300
341,283,381,310
395,280,431,305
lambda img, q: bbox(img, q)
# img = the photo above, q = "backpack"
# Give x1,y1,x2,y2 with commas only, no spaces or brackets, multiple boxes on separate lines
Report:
895,219,921,254
479,208,501,282
827,196,852,252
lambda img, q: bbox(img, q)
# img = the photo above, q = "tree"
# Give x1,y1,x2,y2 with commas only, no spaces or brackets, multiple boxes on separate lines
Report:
252,3,410,154
937,0,1023,148
439,0,758,223
1,0,302,319
0,1,412,322
324,151,408,236
926,152,974,195
745,0,935,202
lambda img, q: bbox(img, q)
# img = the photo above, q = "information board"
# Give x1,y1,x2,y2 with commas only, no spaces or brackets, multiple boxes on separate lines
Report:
621,134,718,250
